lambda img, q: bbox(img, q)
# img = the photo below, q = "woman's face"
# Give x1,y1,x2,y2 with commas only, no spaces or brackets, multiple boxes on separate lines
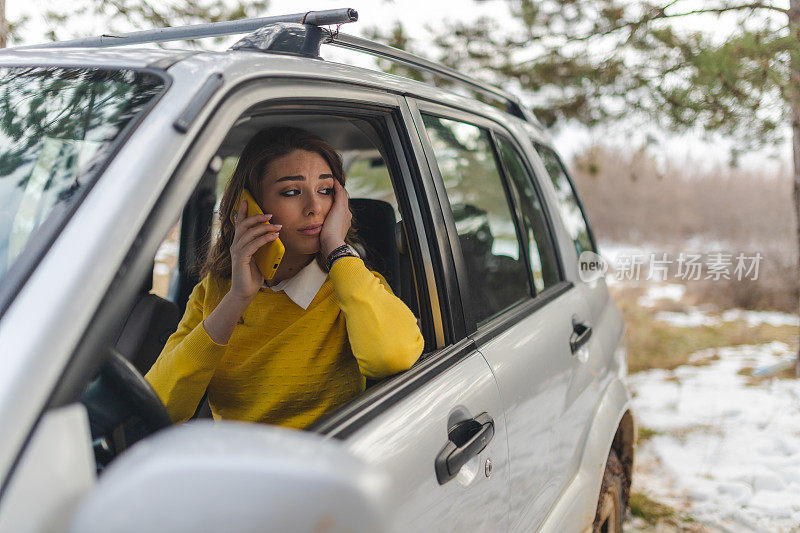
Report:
258,149,336,257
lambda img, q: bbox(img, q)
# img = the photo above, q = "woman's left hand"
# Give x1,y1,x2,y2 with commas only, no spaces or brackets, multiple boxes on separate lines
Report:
319,179,352,257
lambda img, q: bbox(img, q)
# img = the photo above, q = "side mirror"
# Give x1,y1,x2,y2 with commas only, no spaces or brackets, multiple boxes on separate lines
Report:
70,421,389,533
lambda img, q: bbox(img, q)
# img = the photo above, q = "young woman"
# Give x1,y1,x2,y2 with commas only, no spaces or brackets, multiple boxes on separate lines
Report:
145,126,424,429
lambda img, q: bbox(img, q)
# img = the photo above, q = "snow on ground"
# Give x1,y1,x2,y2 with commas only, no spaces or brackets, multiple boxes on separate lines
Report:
634,281,800,328
638,283,687,308
630,342,800,532
654,308,721,327
720,310,800,328
654,307,800,328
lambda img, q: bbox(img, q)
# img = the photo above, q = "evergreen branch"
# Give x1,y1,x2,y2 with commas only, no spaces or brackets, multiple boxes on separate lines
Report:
538,2,788,44
140,0,172,28
658,2,788,20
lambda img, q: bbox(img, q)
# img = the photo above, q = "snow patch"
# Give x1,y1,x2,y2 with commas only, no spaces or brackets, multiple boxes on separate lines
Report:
654,306,800,328
654,309,720,327
638,283,687,308
720,309,800,328
630,342,800,531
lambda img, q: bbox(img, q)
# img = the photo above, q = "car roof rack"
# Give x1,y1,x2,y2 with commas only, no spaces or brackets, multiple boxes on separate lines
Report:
14,7,535,123
15,9,358,50
327,33,534,122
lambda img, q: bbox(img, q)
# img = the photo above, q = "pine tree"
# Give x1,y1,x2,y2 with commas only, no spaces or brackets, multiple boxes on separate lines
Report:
0,0,29,48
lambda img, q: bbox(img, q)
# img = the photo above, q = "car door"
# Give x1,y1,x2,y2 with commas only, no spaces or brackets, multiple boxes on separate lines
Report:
409,102,595,530
529,143,616,493
328,342,509,531
312,97,510,531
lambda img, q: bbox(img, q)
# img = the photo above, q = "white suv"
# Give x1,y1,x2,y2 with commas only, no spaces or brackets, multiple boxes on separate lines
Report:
0,9,634,532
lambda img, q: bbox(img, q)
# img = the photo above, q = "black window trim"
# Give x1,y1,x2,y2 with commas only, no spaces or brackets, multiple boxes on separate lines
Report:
404,100,469,341
486,129,538,301
491,132,567,285
411,102,521,332
469,134,575,340
533,142,599,255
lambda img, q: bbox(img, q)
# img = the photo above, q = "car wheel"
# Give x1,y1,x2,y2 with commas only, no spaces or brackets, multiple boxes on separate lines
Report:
592,449,627,533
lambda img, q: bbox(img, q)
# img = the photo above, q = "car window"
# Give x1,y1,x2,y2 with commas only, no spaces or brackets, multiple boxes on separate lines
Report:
0,67,165,283
496,136,560,293
151,221,179,299
210,129,402,274
421,114,530,325
206,115,423,334
534,144,595,256
343,150,400,220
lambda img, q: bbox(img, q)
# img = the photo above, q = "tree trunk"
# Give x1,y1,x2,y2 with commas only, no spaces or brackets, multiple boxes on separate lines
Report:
791,0,800,375
0,0,6,48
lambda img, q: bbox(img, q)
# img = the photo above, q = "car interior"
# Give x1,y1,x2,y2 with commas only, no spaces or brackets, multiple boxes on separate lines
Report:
79,112,430,469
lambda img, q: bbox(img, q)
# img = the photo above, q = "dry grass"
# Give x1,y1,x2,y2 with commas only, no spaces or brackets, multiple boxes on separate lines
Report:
571,145,797,250
637,427,661,442
737,362,797,386
611,285,799,374
685,255,799,315
669,424,725,444
628,492,676,524
570,144,799,316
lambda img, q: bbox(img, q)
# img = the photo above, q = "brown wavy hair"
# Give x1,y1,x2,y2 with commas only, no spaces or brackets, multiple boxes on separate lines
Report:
202,126,358,279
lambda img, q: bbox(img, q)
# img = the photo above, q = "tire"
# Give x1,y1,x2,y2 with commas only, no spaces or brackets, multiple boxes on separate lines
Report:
592,449,627,533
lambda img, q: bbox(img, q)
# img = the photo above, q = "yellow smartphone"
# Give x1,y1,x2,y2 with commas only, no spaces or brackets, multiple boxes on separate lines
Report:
231,188,285,281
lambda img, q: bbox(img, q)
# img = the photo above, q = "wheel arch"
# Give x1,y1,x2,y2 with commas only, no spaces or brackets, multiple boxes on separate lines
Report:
610,409,635,506
538,377,634,532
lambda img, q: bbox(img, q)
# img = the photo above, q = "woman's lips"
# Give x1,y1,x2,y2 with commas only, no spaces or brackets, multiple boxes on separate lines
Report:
297,224,322,236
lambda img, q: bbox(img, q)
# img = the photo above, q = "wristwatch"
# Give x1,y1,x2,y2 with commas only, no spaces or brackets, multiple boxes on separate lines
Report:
325,244,359,270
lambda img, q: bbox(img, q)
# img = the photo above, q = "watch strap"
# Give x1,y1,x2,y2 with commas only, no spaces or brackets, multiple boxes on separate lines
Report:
325,244,357,271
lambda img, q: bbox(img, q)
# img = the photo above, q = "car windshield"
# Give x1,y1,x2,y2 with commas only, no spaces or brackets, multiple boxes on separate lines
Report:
0,66,165,283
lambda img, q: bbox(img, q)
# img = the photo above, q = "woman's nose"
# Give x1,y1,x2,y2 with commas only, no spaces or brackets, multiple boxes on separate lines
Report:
304,193,322,216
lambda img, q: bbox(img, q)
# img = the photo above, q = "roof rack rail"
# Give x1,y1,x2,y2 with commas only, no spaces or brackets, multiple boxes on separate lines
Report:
14,8,357,50
13,8,536,123
327,33,536,123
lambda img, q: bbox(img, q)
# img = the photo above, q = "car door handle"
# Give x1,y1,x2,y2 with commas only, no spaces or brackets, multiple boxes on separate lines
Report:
435,413,494,485
570,317,592,354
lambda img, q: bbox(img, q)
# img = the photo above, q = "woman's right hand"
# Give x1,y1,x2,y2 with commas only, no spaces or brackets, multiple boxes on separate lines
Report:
228,198,282,301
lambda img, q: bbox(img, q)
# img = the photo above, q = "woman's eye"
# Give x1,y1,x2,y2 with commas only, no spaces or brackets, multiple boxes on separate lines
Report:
319,187,334,195
280,189,300,197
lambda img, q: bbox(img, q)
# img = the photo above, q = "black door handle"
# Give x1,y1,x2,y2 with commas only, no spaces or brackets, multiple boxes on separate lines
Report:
435,413,494,485
570,317,592,354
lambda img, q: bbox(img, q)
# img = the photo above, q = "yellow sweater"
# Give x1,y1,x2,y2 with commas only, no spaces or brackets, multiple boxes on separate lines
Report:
145,257,424,429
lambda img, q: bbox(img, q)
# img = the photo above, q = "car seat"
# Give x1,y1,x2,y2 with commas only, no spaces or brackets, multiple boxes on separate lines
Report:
350,198,419,317
114,266,180,375
350,198,399,291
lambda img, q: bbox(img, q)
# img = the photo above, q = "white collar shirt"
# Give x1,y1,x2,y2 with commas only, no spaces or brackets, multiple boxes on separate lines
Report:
262,259,328,310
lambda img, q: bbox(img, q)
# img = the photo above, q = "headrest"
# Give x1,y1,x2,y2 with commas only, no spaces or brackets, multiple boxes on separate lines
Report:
349,198,399,289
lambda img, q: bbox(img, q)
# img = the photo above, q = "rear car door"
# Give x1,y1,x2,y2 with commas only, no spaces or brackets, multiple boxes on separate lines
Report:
529,143,617,492
410,103,596,530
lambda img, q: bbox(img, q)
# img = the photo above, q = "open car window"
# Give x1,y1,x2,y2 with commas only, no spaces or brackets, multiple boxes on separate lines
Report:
202,115,417,310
